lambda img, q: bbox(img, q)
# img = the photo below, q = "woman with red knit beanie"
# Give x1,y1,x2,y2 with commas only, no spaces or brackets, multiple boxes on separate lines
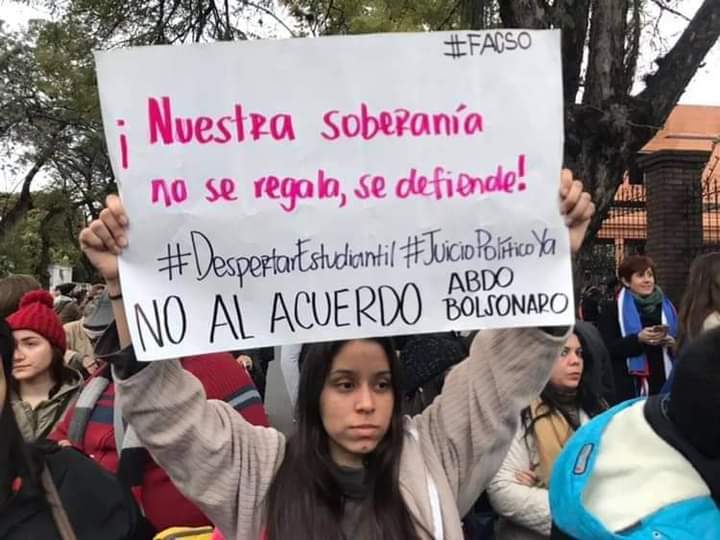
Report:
6,290,82,441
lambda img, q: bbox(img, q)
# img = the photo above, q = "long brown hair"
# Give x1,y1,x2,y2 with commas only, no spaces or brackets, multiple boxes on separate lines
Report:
0,275,41,320
521,332,608,437
0,321,43,505
677,253,720,350
9,341,68,400
264,338,419,540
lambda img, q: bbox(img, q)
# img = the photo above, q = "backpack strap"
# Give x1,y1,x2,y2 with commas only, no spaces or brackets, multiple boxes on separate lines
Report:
41,465,78,540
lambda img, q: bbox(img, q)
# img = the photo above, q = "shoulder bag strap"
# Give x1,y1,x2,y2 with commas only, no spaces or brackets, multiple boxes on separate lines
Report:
41,465,78,540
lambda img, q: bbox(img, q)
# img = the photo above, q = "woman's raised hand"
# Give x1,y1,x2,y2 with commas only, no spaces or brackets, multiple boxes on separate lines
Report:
559,170,595,255
79,194,128,285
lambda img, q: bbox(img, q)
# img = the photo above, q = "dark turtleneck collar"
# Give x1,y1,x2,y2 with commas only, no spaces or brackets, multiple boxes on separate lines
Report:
552,386,578,406
545,384,581,429
331,464,369,501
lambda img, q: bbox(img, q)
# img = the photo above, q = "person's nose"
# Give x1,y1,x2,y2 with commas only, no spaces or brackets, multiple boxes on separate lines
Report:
355,384,376,413
567,352,581,366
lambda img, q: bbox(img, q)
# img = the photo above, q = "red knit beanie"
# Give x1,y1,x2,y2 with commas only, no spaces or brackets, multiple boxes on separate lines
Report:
6,290,67,352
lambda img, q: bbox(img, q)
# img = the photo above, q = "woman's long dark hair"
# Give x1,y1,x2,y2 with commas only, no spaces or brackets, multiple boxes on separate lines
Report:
677,253,720,350
264,338,419,540
48,347,68,398
0,320,44,506
521,333,607,438
9,341,68,401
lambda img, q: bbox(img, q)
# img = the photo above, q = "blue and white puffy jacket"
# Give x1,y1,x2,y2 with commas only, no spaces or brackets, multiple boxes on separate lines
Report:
549,396,720,539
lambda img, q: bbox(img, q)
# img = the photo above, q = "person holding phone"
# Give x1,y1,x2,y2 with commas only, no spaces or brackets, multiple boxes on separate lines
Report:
598,256,678,403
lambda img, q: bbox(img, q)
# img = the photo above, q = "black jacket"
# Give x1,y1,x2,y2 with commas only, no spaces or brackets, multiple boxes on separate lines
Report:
574,320,616,405
597,300,667,404
0,444,154,540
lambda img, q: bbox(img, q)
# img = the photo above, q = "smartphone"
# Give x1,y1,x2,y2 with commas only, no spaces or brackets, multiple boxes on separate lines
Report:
651,325,670,336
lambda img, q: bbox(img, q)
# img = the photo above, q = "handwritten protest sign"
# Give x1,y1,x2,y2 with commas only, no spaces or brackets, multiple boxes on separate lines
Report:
95,30,571,361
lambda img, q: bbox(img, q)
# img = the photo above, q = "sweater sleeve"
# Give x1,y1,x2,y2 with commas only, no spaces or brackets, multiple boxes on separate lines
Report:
411,327,568,516
114,354,286,538
487,427,552,536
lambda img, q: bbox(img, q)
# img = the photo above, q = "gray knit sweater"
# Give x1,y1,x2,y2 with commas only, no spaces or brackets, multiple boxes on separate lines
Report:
114,327,568,539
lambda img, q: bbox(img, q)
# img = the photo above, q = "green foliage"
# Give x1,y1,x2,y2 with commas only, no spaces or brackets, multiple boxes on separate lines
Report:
37,0,279,43
0,189,85,281
283,0,468,35
0,14,112,249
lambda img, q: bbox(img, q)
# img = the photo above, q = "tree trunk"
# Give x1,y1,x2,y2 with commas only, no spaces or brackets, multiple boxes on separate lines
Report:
34,205,65,288
636,0,720,127
558,0,591,103
584,0,628,107
462,0,488,29
0,132,63,244
498,0,547,27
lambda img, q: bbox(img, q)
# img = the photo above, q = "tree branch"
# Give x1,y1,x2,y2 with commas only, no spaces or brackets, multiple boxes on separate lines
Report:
461,0,488,29
636,0,720,125
33,202,66,287
243,1,298,37
624,0,641,95
156,0,167,44
0,132,62,243
319,0,335,33
194,2,215,42
556,0,591,104
437,0,462,30
224,0,233,40
649,0,691,22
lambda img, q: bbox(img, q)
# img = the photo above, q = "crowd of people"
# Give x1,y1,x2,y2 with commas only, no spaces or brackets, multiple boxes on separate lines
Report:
0,171,718,539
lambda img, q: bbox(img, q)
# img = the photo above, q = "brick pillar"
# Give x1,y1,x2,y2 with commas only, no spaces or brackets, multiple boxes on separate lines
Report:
638,150,709,306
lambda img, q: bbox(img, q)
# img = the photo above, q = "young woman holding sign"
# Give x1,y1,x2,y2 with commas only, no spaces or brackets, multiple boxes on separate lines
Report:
79,170,593,540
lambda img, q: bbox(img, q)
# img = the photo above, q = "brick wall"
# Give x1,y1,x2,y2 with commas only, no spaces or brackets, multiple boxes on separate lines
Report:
639,150,710,306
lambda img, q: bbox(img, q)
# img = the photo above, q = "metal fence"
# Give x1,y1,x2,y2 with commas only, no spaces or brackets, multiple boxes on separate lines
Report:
701,150,720,251
580,178,646,294
581,145,720,299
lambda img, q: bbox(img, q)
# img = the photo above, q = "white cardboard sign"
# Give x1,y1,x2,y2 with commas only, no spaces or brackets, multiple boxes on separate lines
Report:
95,30,572,360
